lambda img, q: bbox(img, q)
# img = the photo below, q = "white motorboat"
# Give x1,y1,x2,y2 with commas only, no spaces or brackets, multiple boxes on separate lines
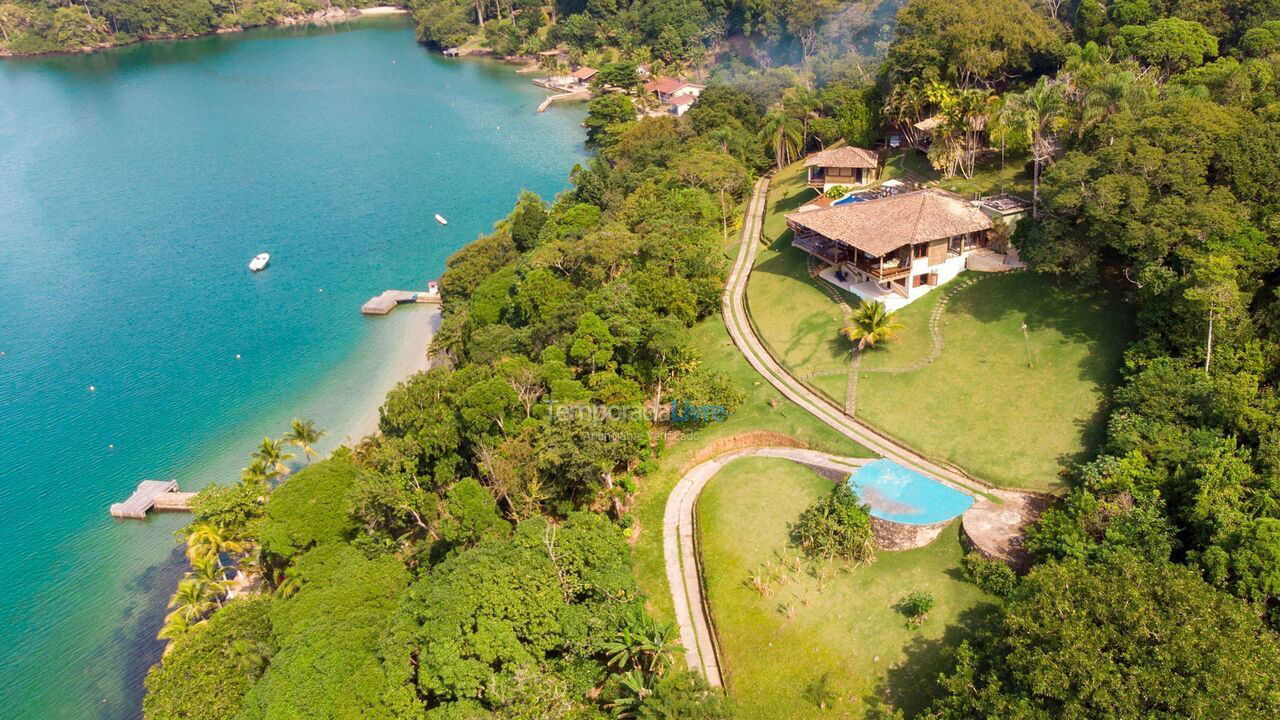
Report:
248,253,270,272
435,214,448,225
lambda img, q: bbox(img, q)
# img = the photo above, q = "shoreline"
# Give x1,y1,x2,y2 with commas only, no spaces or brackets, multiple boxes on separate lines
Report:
0,6,410,59
340,305,441,447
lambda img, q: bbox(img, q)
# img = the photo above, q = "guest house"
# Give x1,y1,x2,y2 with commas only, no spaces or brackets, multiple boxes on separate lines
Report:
805,146,881,191
786,189,993,311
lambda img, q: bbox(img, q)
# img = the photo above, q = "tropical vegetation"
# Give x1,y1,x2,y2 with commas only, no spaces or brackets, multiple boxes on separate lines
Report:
122,0,1280,714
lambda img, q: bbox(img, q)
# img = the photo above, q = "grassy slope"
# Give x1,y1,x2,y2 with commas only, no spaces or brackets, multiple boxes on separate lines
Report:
699,457,993,718
629,312,877,624
746,156,1131,493
856,272,1132,493
881,149,1033,198
747,162,853,407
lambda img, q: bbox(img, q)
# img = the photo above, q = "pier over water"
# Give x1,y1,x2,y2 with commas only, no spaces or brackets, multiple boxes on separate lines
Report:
109,480,194,519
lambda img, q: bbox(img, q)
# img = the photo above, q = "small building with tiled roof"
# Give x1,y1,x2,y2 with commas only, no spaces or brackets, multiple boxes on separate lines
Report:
571,66,598,81
644,76,705,104
786,189,992,310
668,93,697,116
804,146,881,190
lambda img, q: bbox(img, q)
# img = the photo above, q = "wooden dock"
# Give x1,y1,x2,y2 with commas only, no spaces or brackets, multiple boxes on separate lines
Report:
110,480,194,519
361,289,441,315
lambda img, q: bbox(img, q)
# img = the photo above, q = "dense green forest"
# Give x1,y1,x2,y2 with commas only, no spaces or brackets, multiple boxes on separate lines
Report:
119,0,1280,716
0,0,388,54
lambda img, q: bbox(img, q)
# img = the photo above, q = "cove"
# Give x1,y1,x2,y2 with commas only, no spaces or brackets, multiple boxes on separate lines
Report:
0,16,587,719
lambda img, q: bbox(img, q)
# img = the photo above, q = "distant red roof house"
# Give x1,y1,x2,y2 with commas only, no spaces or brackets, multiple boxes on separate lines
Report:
644,76,704,97
571,66,598,81
644,76,705,114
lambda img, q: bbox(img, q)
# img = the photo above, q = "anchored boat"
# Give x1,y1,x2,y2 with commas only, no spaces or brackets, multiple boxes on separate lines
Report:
248,253,270,272
434,213,448,225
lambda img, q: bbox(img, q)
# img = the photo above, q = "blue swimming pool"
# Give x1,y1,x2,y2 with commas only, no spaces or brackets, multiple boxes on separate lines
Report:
833,194,866,205
848,459,974,525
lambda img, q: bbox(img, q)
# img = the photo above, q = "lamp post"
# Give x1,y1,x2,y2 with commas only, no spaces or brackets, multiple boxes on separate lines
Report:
1021,320,1033,368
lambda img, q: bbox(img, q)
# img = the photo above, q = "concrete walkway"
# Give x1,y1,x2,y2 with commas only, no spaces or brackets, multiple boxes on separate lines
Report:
663,447,872,685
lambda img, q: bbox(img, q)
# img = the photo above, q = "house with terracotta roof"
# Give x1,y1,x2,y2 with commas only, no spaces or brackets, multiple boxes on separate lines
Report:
644,76,705,114
805,146,881,190
571,66,598,85
786,189,993,310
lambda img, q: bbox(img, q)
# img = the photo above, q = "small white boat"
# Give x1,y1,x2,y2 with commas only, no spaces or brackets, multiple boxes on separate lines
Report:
248,253,270,272
435,214,448,225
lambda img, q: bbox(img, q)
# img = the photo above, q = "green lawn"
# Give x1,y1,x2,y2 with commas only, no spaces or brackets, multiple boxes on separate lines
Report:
855,272,1132,493
629,315,875,624
747,158,1131,494
882,149,1032,198
748,162,853,408
699,457,994,718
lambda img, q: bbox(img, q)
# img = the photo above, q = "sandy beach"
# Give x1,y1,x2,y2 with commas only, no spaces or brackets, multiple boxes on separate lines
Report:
341,304,441,446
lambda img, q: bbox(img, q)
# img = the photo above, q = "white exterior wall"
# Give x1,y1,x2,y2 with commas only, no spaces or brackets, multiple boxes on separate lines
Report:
902,254,966,302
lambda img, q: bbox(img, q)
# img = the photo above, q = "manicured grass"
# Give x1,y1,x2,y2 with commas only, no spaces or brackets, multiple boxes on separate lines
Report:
629,316,875,623
882,149,1032,198
749,162,852,407
856,272,1132,493
747,158,1131,494
699,457,994,718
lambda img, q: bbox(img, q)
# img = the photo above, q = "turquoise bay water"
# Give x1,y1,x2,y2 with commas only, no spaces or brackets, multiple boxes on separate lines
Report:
847,460,974,525
0,18,586,719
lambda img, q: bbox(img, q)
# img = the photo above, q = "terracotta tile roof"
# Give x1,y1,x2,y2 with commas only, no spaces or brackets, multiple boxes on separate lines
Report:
571,66,598,80
669,94,696,106
785,189,992,257
644,76,703,95
804,146,880,169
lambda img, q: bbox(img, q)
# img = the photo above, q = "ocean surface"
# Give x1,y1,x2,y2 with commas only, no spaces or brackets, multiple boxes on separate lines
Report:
0,17,586,719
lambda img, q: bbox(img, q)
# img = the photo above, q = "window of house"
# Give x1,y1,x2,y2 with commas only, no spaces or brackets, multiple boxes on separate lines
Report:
913,274,927,287
913,243,928,259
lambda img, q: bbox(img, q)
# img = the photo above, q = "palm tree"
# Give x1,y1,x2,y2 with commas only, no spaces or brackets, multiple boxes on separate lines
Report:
603,613,681,679
251,436,295,477
167,578,216,623
188,554,235,598
1002,77,1067,218
229,639,273,680
781,86,820,150
184,522,246,565
1078,70,1151,142
883,77,930,151
156,611,198,642
606,670,651,719
758,109,804,170
241,458,275,484
282,418,325,464
841,302,905,351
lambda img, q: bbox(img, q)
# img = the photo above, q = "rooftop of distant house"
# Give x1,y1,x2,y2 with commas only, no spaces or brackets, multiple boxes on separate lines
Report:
804,146,880,169
785,189,992,256
644,76,705,95
571,66,598,80
670,94,697,106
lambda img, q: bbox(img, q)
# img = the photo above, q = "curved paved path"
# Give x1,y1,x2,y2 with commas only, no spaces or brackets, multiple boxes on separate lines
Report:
664,447,872,685
663,177,1045,684
723,177,991,497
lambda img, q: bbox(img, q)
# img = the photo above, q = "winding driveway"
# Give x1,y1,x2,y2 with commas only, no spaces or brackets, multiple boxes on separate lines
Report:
723,177,990,496
664,447,872,686
664,177,1044,684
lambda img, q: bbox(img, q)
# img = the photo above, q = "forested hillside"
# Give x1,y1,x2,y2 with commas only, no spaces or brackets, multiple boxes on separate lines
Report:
0,0,392,55
106,0,1280,715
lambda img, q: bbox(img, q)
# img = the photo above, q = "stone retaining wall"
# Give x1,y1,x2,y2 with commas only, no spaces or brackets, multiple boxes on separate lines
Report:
871,515,954,550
